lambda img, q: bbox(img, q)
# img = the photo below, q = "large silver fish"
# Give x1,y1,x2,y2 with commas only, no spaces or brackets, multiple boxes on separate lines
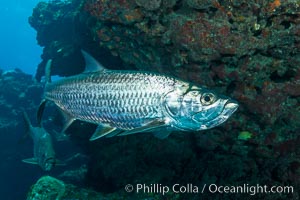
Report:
22,112,57,171
38,51,238,141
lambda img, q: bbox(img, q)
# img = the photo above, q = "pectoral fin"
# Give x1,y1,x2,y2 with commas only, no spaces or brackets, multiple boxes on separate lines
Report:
117,119,167,137
104,129,123,138
22,158,38,165
89,124,120,141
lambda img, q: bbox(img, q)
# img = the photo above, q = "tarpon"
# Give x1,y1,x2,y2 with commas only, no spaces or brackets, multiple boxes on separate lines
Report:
37,51,238,141
22,112,59,171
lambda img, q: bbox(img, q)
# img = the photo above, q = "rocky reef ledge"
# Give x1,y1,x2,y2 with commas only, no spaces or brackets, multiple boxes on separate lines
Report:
29,0,300,143
26,176,179,200
26,176,105,200
27,0,300,199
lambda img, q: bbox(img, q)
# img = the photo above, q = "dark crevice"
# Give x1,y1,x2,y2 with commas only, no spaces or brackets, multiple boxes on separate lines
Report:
270,70,296,83
265,17,273,27
255,86,262,95
208,7,218,13
226,81,237,95
280,21,292,29
173,0,183,12
253,29,262,37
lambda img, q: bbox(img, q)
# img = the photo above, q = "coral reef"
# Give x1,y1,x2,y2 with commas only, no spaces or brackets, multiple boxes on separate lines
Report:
27,0,300,199
27,176,66,200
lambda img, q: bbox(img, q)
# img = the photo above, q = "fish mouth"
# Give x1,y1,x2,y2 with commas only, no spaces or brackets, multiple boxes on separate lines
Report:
223,100,239,116
196,99,238,130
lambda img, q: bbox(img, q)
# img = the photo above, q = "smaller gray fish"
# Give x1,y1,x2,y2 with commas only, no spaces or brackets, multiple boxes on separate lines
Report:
22,112,62,171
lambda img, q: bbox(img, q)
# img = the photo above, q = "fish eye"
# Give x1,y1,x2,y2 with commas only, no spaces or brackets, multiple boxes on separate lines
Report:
201,93,215,105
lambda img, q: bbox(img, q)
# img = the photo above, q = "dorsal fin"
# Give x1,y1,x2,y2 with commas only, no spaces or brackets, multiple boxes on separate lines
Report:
23,111,32,131
81,50,107,73
20,111,32,141
45,59,52,83
37,99,47,127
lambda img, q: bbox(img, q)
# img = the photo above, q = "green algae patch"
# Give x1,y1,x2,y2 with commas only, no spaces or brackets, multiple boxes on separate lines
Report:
238,131,253,141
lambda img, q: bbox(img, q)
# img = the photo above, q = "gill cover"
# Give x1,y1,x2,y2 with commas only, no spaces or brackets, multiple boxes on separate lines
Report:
162,85,228,131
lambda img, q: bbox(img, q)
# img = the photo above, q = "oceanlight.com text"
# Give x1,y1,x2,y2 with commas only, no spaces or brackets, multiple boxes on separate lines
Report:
124,183,294,196
207,184,293,196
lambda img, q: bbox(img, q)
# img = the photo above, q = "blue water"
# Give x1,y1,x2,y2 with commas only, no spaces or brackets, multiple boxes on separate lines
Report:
0,0,44,75
0,1,45,199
